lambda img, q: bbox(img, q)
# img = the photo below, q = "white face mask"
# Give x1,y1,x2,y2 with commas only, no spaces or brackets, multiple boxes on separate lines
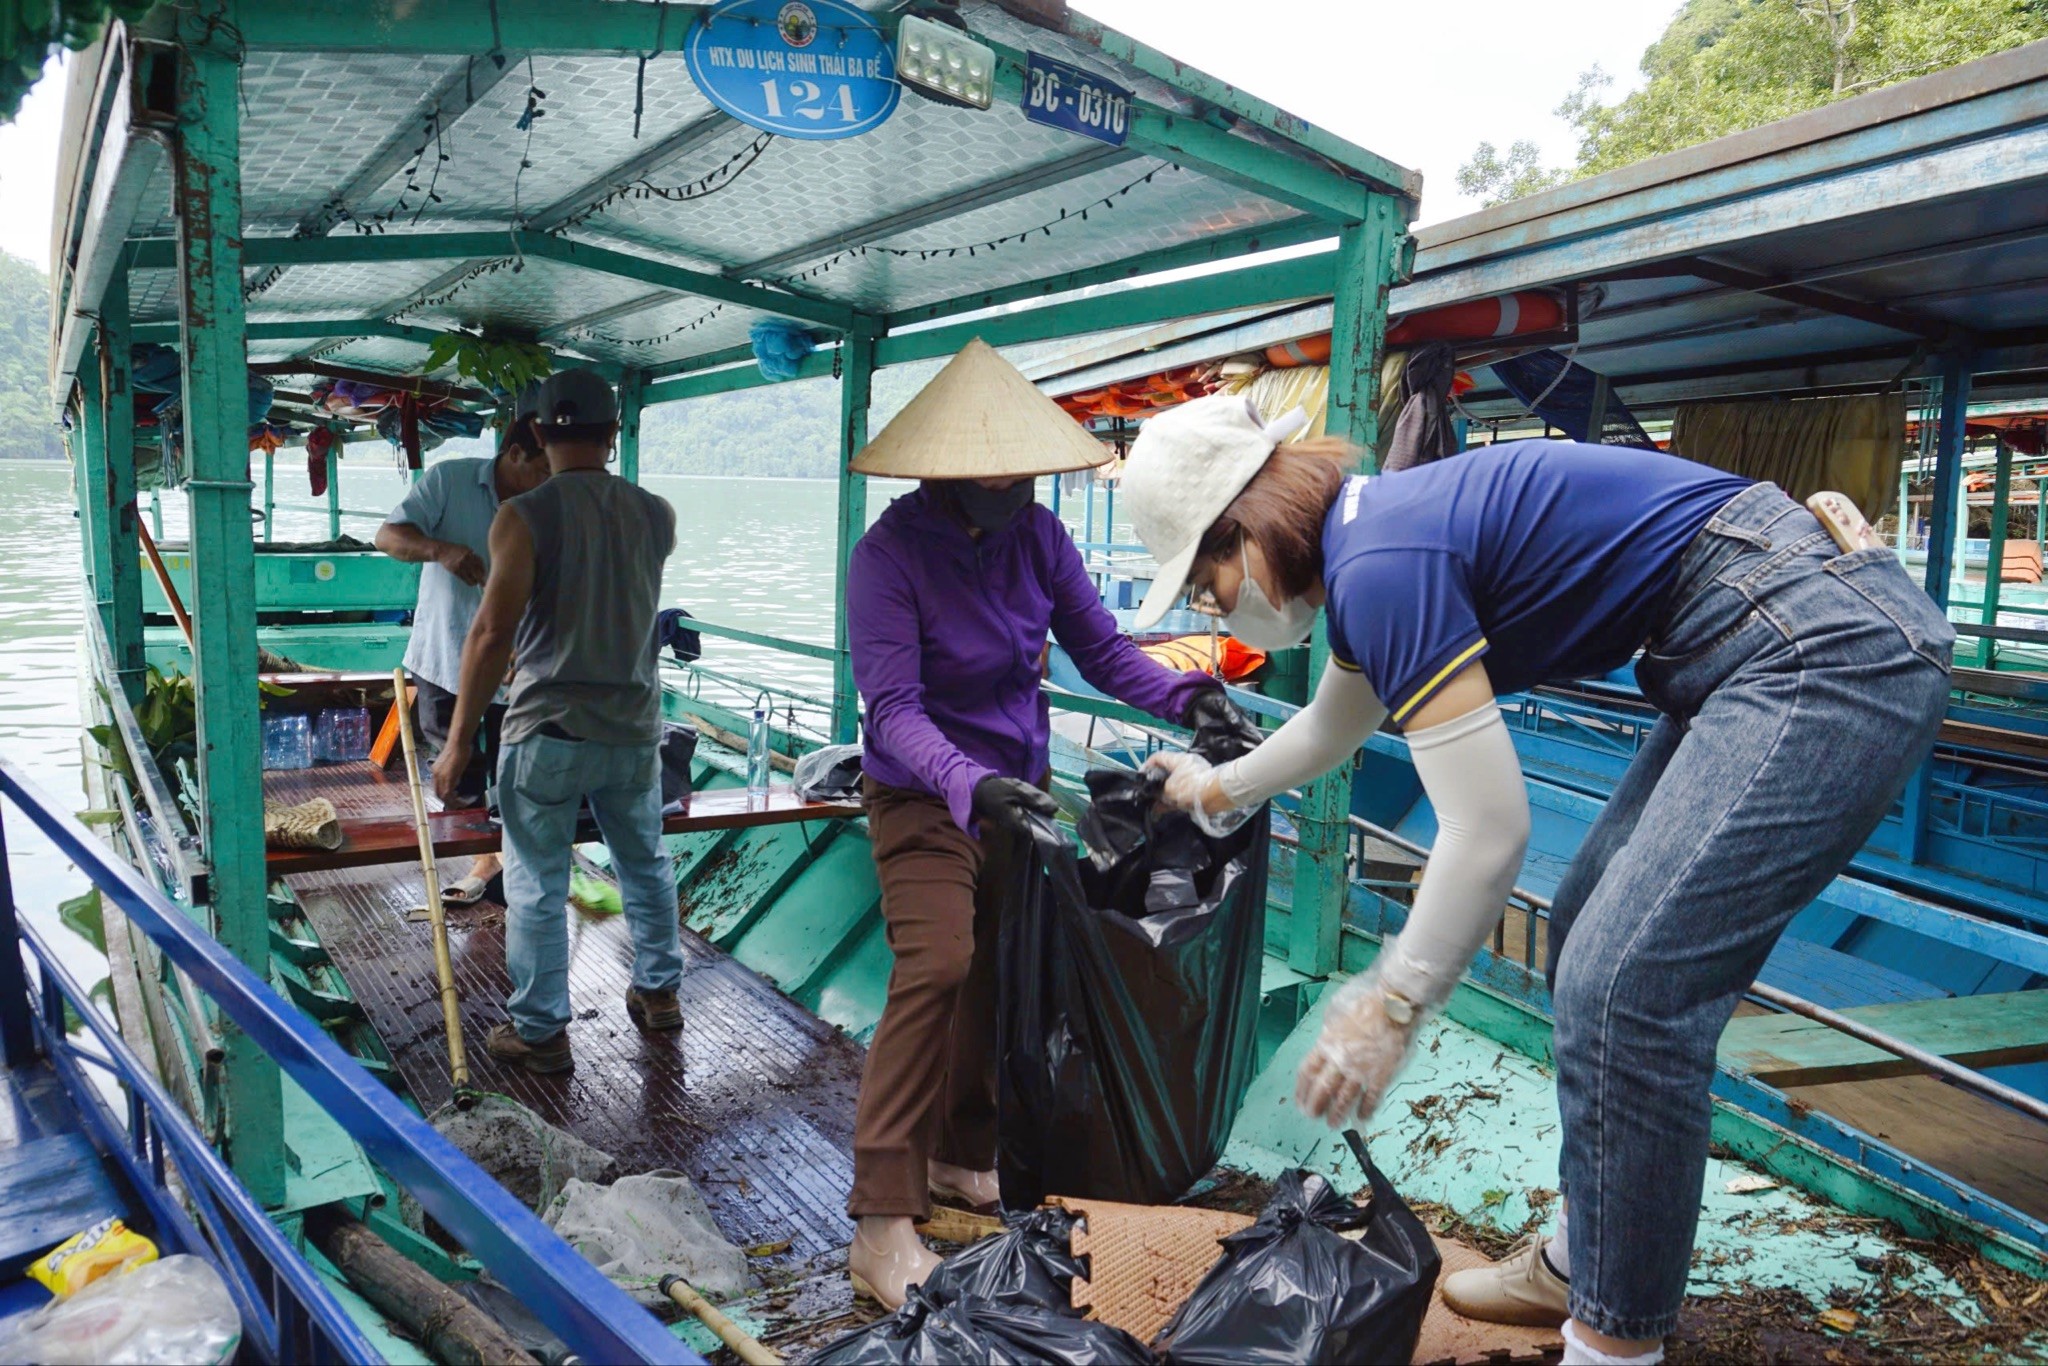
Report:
1224,540,1318,651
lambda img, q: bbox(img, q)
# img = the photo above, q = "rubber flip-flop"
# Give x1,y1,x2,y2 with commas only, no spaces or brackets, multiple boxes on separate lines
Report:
927,1181,1002,1218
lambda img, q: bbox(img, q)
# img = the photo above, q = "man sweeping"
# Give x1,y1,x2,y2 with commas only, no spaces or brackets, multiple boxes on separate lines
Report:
432,367,685,1074
376,386,551,904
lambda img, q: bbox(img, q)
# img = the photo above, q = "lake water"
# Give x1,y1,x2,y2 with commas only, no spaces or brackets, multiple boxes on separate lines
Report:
0,453,1128,997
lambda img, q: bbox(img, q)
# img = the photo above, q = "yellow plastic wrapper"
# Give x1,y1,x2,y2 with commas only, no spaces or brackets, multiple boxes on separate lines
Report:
27,1217,158,1296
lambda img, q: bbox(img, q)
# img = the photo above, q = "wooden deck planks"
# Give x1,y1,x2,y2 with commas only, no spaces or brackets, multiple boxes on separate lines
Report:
288,856,868,1269
1718,990,2048,1087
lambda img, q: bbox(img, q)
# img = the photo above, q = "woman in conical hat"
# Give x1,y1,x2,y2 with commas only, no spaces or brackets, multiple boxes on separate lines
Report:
1115,392,1954,1363
839,340,1259,1307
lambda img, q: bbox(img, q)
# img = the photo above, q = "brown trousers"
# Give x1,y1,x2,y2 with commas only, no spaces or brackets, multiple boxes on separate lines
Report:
847,780,1023,1218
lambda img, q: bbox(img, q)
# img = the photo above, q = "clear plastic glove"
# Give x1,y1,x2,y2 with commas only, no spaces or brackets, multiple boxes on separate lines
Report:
1142,751,1254,838
1294,946,1442,1129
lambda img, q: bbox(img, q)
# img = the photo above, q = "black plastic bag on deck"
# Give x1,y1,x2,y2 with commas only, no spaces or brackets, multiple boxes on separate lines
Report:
809,1283,1153,1365
996,766,1268,1210
1152,1137,1441,1365
920,1207,1087,1311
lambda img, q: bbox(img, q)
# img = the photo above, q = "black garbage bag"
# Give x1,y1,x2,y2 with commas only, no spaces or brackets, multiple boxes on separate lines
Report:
921,1207,1087,1312
1152,1138,1441,1365
809,1283,1154,1365
996,768,1268,1210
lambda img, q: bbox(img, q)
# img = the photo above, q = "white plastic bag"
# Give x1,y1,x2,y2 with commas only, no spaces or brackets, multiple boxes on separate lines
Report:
0,1254,241,1365
543,1170,748,1308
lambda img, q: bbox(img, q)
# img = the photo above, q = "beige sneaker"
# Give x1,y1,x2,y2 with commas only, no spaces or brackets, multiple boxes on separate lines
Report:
1440,1236,1570,1327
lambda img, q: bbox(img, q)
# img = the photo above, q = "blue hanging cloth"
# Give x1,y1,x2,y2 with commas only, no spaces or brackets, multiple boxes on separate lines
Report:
750,318,816,382
1489,349,1656,449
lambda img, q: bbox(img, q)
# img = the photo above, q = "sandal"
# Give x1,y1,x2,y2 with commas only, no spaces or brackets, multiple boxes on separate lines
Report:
443,871,504,907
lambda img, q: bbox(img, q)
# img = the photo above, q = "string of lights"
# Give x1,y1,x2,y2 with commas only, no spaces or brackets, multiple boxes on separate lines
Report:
569,302,728,349
547,131,779,234
769,160,1181,285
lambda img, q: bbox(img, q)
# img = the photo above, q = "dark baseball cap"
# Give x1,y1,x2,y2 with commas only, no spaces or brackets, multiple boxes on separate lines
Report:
532,367,618,429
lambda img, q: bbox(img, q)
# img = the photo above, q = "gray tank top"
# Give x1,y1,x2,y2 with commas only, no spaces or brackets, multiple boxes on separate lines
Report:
503,471,677,746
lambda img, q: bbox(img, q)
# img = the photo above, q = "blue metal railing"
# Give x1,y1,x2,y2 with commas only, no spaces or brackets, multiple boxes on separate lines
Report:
0,758,698,1366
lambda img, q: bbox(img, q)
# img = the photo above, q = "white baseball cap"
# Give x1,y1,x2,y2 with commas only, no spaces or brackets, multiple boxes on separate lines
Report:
1123,393,1309,629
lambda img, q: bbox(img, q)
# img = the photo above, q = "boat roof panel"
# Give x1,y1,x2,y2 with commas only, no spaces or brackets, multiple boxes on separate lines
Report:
68,0,1407,393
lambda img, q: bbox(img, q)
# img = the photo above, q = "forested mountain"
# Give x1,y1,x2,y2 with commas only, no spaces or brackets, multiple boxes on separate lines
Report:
0,252,63,460
1459,0,2048,206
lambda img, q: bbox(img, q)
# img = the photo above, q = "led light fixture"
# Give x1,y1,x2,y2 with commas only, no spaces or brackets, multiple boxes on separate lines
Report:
896,13,995,110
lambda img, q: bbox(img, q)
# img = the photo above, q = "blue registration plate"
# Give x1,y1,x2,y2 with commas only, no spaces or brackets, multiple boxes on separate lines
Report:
1021,52,1131,147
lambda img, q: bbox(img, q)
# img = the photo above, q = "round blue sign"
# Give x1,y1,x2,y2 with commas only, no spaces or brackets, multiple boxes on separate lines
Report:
685,0,901,141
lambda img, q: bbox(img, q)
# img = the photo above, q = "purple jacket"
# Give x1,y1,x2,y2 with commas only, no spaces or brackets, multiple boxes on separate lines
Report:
848,488,1217,833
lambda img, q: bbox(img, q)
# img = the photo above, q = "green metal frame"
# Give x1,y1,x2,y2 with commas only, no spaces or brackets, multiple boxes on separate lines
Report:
172,34,285,1204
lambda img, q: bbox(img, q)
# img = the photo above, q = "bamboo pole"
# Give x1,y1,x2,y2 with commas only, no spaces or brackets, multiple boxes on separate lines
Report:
392,666,470,1095
136,520,194,647
660,1276,782,1366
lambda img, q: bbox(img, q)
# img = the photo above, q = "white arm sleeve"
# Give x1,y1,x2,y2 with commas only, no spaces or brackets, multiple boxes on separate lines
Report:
1214,661,1387,808
1377,704,1531,1007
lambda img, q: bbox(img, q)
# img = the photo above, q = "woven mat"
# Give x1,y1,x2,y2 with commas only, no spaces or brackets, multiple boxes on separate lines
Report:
1051,1195,1251,1344
1050,1195,1560,1364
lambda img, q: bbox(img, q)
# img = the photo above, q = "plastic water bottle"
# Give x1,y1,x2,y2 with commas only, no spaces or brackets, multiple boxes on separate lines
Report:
261,713,313,770
746,708,772,799
315,706,372,762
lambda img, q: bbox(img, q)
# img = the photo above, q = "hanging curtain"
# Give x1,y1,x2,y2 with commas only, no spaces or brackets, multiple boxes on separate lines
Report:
1669,392,1907,517
1220,364,1330,441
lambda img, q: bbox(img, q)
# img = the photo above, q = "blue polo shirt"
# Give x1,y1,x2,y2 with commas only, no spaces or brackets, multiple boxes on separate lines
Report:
1322,441,1752,726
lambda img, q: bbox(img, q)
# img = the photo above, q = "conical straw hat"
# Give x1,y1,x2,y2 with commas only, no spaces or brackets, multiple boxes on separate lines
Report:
850,338,1109,478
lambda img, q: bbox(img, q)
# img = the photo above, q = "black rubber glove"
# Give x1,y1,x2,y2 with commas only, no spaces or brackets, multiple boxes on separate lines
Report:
972,776,1058,836
1183,689,1264,762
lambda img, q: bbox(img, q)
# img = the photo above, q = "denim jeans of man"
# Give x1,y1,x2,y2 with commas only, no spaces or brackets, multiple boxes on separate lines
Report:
498,733,686,1041
1543,482,1954,1340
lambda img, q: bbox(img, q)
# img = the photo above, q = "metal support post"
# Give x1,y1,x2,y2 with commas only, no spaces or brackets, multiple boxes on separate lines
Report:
262,450,274,543
102,277,146,704
173,36,284,1205
832,323,877,746
0,810,34,1068
76,352,114,609
1980,436,2011,670
325,443,341,539
2038,476,2046,553
1291,196,1407,977
1922,352,1971,608
616,368,645,485
1585,372,1611,443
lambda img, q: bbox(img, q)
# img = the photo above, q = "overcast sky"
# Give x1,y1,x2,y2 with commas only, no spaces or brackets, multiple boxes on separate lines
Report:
0,1,1680,272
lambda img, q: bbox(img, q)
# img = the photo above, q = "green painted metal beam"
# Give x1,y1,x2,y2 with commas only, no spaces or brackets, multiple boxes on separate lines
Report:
983,42,1371,224
101,276,147,705
834,323,876,745
1980,436,2011,669
75,347,113,623
133,228,851,335
1057,17,1422,203
1289,199,1408,978
616,368,644,485
515,234,854,332
173,37,285,1206
884,218,1334,331
688,617,838,664
884,249,1335,368
127,231,510,272
130,317,450,346
224,0,707,54
646,343,756,382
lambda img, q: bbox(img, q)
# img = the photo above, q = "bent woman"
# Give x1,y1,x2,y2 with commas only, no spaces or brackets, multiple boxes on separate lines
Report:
840,343,1256,1309
1121,394,1953,1366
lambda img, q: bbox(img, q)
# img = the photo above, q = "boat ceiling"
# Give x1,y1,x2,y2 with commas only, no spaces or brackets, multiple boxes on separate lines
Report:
84,1,1409,395
1024,40,2048,424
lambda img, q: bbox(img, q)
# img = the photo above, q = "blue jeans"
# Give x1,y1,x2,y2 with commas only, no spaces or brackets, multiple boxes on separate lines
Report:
497,733,685,1041
1544,482,1954,1339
